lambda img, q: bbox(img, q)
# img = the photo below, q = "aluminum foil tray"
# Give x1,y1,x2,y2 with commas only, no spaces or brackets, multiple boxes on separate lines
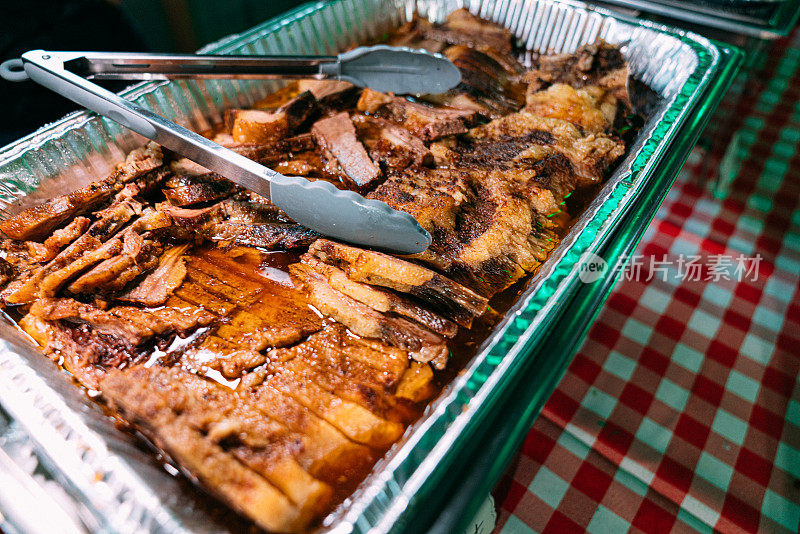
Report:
593,0,800,38
0,0,727,532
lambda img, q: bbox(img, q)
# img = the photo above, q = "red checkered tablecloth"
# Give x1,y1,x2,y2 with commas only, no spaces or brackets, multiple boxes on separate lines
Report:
493,33,800,534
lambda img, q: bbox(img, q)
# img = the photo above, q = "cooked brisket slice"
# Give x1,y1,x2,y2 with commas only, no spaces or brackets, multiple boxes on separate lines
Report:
265,360,405,448
127,366,334,511
368,166,561,295
467,111,625,185
25,216,91,262
221,199,292,224
102,367,316,534
212,295,322,354
530,40,628,93
213,133,316,163
310,112,381,188
525,83,618,134
66,239,161,295
120,244,189,306
203,222,318,249
352,114,433,169
30,298,157,346
301,254,457,337
21,316,135,388
2,234,120,304
357,89,479,141
236,373,378,485
421,8,514,54
164,180,238,207
266,325,422,420
230,90,318,144
307,239,488,326
0,144,162,241
433,45,525,117
291,263,447,357
296,80,360,108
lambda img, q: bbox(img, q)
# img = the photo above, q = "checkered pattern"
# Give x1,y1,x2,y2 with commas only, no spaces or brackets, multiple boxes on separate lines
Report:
493,32,800,534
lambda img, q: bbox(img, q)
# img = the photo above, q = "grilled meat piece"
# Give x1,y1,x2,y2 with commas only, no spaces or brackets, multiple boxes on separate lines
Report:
0,144,162,241
291,263,449,368
26,216,91,262
267,324,424,422
231,108,292,145
300,254,457,337
237,373,379,486
357,89,479,141
66,239,161,295
421,8,514,54
21,315,137,388
368,167,561,295
311,112,381,188
529,40,628,92
352,114,433,169
108,366,335,510
30,297,160,346
231,91,318,144
120,244,189,306
525,40,631,127
467,111,625,184
203,222,318,249
164,180,238,207
296,80,360,108
212,133,317,165
425,45,525,117
307,239,488,326
102,367,316,534
163,197,317,251
263,355,406,447
158,203,221,229
221,199,291,224
525,83,618,134
3,234,122,304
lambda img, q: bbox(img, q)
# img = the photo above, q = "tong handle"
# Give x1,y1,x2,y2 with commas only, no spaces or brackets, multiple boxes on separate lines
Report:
19,50,279,200
60,52,338,81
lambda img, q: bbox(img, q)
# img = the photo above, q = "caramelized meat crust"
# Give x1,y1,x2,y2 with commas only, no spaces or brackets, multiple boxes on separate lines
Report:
0,9,634,532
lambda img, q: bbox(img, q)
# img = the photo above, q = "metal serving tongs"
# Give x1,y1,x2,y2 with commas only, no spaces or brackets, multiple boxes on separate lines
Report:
0,47,463,253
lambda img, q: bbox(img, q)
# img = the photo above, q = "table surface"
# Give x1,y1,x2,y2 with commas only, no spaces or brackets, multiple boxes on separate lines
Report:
492,29,800,534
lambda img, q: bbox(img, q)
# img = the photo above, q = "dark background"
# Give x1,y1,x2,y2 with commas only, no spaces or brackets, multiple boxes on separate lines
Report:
0,0,305,145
